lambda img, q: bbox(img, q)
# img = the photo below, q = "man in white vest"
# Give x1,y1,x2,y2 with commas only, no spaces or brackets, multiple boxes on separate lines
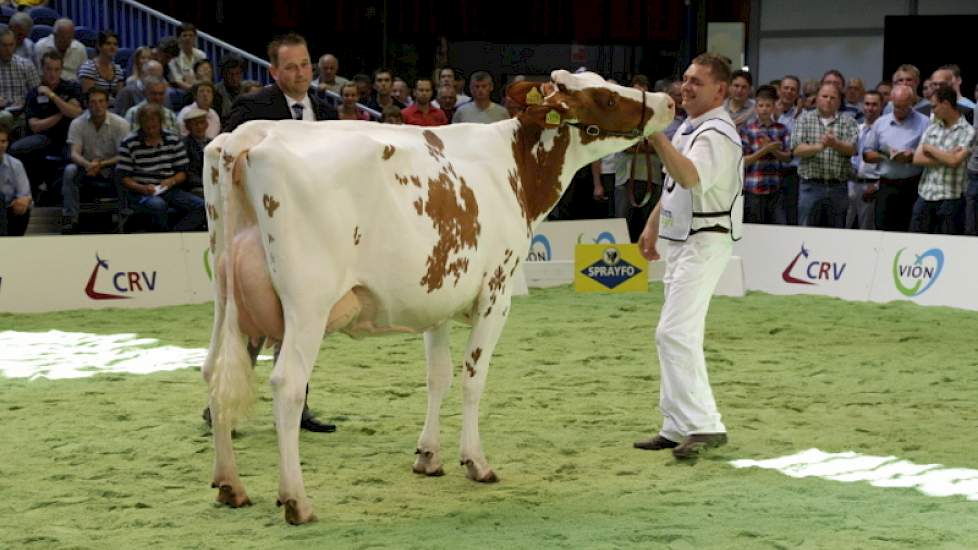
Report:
633,53,744,460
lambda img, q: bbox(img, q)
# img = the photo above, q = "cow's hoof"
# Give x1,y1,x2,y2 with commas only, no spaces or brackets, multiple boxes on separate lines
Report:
213,482,251,508
278,497,316,525
413,449,444,476
462,459,499,483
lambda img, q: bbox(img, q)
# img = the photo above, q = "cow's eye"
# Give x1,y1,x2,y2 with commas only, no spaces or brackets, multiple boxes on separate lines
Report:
607,97,616,107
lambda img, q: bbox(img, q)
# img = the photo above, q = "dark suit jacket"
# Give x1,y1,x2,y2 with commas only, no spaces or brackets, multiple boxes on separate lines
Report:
223,84,338,132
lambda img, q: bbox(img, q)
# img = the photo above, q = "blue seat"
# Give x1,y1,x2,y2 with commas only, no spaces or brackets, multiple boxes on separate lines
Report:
115,47,133,72
75,26,98,48
29,24,52,43
28,6,60,26
0,5,15,24
85,46,96,59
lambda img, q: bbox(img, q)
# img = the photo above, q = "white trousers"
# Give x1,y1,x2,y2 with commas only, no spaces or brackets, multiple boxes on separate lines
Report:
655,232,731,442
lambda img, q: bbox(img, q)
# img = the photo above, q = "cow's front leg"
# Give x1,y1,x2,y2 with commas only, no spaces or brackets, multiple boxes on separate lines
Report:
459,291,512,483
271,312,327,525
414,322,453,476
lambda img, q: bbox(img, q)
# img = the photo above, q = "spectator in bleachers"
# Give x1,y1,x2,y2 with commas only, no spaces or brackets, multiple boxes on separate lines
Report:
214,54,243,121
125,46,152,85
60,87,129,234
351,73,371,103
0,26,39,138
180,107,209,191
33,18,86,82
312,53,347,96
392,77,412,106
335,82,369,121
800,79,819,111
821,70,860,120
876,80,893,106
910,85,976,234
380,104,402,124
223,33,337,135
174,59,220,115
153,36,180,90
365,68,404,113
176,81,219,138
78,31,124,101
8,12,34,62
124,76,177,134
791,82,859,228
889,64,930,116
114,59,161,117
169,22,207,92
848,90,883,229
845,78,866,117
12,50,81,195
0,123,31,236
740,85,791,224
117,102,204,232
929,66,974,125
401,78,446,127
724,69,754,128
862,84,928,232
452,71,507,123
778,75,803,225
435,84,457,122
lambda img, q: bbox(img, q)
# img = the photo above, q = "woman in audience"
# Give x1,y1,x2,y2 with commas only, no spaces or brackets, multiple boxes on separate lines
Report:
126,46,153,85
78,31,125,101
337,82,370,121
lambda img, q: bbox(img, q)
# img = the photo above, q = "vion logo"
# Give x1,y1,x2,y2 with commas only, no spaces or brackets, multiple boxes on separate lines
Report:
85,253,158,300
892,247,944,297
781,243,846,285
527,234,552,261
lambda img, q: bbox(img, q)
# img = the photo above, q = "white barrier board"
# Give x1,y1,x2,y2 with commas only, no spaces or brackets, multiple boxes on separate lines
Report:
526,219,630,262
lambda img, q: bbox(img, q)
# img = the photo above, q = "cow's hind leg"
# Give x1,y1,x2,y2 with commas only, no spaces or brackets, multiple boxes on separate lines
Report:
271,309,329,525
459,293,512,483
414,322,453,476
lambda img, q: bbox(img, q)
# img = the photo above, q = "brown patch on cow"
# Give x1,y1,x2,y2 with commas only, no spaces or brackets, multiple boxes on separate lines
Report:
488,266,506,293
471,348,482,364
509,257,520,278
353,226,362,245
447,257,469,286
210,166,219,185
464,361,476,378
483,306,493,317
268,234,275,244
413,198,423,215
395,174,410,186
382,144,396,160
410,175,422,188
222,152,234,171
503,249,513,263
262,194,280,218
507,170,529,234
510,124,572,232
419,168,481,293
447,163,458,179
206,202,219,221
209,232,216,254
423,130,445,161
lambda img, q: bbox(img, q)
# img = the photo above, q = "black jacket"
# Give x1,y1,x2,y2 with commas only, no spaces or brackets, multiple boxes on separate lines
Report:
223,84,338,132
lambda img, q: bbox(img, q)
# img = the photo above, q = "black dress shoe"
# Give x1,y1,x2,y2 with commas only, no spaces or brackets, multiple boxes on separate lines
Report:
633,435,679,450
300,415,336,433
672,433,728,459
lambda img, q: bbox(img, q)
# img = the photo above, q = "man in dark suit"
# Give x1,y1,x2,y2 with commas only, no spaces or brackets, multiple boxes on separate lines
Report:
208,33,337,433
223,33,337,132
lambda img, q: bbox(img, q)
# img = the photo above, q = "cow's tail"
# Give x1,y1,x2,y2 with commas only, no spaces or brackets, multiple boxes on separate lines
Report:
208,148,257,428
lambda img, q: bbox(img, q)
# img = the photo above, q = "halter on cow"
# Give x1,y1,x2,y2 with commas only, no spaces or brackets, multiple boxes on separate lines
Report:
201,69,673,524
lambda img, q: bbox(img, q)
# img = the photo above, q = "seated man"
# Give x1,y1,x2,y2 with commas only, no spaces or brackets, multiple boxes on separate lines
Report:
181,107,209,191
114,59,163,117
0,123,32,236
0,27,40,139
123,77,178,134
117,103,204,232
33,18,88,82
61,87,131,234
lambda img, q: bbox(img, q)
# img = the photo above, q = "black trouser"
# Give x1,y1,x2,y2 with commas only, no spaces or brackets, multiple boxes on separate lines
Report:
875,176,920,232
781,167,799,225
909,197,964,235
0,196,31,236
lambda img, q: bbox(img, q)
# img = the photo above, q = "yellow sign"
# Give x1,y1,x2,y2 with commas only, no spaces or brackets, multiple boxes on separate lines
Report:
574,243,647,292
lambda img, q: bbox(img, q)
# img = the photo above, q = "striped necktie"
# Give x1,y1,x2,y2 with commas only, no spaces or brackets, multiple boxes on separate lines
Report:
291,103,304,120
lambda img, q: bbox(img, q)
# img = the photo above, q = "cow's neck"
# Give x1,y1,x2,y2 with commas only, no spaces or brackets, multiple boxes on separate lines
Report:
510,121,634,234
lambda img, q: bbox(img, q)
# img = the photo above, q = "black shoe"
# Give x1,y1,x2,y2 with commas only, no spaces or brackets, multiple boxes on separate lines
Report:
633,435,679,450
61,221,79,235
300,415,336,433
672,433,728,459
202,405,212,427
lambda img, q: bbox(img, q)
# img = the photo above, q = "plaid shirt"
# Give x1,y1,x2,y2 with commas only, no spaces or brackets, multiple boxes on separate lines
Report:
0,55,39,109
790,109,859,181
918,116,976,201
740,118,790,194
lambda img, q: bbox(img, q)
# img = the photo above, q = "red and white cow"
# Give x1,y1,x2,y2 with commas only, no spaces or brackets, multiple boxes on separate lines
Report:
201,69,673,524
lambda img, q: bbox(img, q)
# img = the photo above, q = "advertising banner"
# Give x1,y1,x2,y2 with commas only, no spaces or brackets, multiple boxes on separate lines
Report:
526,219,630,262
870,232,978,311
574,243,647,292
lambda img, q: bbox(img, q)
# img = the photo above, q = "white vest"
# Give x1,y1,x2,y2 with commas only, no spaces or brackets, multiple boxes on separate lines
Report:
659,116,743,242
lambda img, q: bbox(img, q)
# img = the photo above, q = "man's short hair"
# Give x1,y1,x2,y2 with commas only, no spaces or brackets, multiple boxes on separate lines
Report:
470,71,492,85
631,74,650,89
414,77,433,89
156,36,179,57
40,50,63,67
781,75,801,88
220,54,244,73
178,22,197,35
0,28,14,42
938,64,961,79
755,85,778,102
351,73,371,85
9,12,33,30
732,69,752,86
372,67,393,81
932,84,957,105
893,64,920,82
876,80,893,90
86,87,110,103
863,90,883,102
691,52,732,84
267,33,306,67
136,102,164,127
821,69,846,87
191,80,216,97
381,104,402,119
340,82,358,95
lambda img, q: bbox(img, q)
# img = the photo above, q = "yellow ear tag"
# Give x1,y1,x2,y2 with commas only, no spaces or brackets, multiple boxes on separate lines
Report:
525,87,543,105
545,110,562,125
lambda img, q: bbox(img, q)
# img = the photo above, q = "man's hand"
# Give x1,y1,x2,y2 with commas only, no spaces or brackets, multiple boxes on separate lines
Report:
921,143,938,158
37,85,53,98
638,223,660,262
142,184,158,196
592,182,606,201
862,183,879,202
85,159,102,177
821,131,838,149
11,195,31,216
890,149,913,163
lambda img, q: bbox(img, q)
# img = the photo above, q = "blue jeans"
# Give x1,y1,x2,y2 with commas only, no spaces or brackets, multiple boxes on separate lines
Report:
128,187,205,232
910,196,964,235
744,190,786,225
965,172,978,236
798,179,848,228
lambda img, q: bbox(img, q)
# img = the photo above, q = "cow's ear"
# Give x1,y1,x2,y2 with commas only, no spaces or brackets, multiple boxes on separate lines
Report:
509,82,572,128
506,81,547,108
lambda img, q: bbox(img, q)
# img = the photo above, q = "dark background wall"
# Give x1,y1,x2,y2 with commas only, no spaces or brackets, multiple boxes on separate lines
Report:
883,15,977,98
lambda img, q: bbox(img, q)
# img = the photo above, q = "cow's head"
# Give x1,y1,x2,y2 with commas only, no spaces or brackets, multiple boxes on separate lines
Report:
507,70,674,142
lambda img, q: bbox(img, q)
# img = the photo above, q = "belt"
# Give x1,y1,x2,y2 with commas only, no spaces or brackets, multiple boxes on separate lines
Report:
806,178,845,185
879,176,920,184
690,225,730,235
